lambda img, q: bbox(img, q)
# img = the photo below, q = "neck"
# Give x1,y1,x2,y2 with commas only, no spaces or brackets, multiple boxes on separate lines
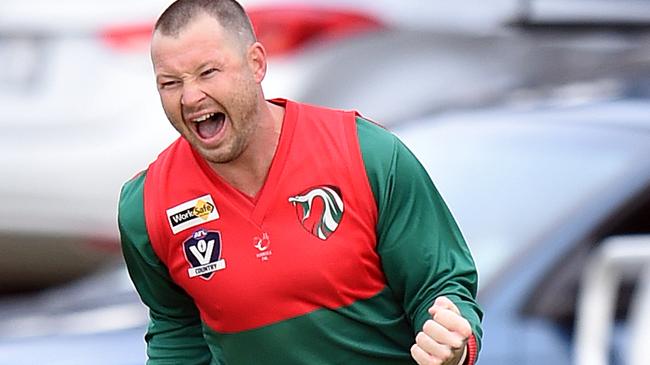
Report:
208,100,285,197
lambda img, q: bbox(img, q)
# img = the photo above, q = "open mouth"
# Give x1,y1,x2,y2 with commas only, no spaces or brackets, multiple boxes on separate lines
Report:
193,112,226,140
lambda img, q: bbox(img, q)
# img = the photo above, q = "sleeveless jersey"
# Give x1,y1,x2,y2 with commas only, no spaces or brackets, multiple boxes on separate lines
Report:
144,100,385,330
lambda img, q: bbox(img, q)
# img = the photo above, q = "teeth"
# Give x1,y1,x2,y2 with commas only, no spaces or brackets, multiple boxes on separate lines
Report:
193,113,215,123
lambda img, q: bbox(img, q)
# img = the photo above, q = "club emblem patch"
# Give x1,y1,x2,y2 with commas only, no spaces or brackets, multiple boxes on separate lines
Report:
167,194,219,234
288,185,344,240
183,229,226,280
253,232,272,262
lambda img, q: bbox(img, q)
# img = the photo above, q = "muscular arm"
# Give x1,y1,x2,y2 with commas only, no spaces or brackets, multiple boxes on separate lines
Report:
357,117,483,363
119,172,222,365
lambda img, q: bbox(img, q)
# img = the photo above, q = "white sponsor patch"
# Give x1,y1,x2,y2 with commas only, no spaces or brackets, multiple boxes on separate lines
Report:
166,194,219,234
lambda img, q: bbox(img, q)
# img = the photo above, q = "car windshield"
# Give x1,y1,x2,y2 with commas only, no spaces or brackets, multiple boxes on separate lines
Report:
396,110,650,285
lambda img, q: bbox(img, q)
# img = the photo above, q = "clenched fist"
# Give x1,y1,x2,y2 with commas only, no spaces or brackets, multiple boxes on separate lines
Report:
410,296,472,365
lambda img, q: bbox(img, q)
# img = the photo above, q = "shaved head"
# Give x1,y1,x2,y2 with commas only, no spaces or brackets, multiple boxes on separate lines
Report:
155,0,256,47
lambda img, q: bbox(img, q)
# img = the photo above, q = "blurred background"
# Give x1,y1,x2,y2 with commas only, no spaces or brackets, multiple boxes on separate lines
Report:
1,0,650,364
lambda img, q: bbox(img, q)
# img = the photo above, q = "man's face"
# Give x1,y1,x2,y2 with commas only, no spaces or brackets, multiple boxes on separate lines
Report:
151,13,261,165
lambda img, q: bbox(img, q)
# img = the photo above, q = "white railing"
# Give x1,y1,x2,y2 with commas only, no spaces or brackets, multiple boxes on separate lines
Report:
574,235,650,365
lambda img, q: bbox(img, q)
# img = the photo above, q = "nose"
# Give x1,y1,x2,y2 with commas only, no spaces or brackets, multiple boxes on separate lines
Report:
181,81,206,107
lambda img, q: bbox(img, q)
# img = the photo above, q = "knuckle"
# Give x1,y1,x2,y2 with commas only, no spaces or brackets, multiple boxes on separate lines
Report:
440,346,454,360
439,346,453,359
447,333,464,349
435,309,450,321
410,344,429,365
410,344,419,356
459,328,472,339
423,319,436,333
459,319,472,338
435,296,449,304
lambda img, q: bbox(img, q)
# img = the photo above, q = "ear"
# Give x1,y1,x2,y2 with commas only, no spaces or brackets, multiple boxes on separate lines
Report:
247,42,267,84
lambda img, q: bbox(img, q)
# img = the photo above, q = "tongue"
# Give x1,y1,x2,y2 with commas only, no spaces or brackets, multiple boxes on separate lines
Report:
197,116,223,139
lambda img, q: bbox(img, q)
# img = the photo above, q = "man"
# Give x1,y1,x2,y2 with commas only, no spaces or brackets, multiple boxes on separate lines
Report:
118,0,482,364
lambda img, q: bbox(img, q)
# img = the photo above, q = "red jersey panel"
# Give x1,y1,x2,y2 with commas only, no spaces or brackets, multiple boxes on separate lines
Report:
143,100,385,333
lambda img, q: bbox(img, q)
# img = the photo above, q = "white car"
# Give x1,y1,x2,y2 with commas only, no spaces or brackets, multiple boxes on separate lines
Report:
0,0,522,291
0,0,177,291
2,0,649,292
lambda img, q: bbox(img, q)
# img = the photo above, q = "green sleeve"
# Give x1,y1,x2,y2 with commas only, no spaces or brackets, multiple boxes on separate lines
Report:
118,171,224,364
356,117,483,350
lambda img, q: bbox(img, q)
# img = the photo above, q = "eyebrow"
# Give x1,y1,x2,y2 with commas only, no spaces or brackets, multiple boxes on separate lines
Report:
193,61,218,73
156,73,178,81
155,60,220,82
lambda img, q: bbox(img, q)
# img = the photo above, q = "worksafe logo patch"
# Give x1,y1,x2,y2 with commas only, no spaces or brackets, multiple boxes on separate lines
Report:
288,185,344,240
167,194,219,234
183,229,226,280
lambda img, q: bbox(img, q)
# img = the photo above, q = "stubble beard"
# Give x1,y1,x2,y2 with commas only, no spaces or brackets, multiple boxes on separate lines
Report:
201,78,260,165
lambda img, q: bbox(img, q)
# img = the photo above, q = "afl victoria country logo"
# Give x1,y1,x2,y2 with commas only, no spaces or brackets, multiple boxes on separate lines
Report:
183,229,226,280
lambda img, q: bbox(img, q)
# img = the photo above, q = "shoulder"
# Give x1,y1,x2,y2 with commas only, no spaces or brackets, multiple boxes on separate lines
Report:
118,170,148,236
355,116,398,160
119,170,146,209
118,169,165,268
355,116,436,211
356,116,426,172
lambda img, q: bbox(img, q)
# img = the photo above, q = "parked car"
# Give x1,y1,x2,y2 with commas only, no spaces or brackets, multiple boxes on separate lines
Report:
396,96,650,364
0,0,525,292
0,0,177,292
0,0,412,291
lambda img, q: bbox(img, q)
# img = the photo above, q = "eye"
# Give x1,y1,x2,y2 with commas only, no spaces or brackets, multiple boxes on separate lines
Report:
200,68,218,77
159,80,180,90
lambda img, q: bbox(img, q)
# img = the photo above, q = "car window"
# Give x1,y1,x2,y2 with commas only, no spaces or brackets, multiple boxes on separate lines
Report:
523,190,650,332
397,115,650,286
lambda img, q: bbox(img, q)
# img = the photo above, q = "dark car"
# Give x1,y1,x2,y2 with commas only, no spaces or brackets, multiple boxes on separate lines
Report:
397,95,650,364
